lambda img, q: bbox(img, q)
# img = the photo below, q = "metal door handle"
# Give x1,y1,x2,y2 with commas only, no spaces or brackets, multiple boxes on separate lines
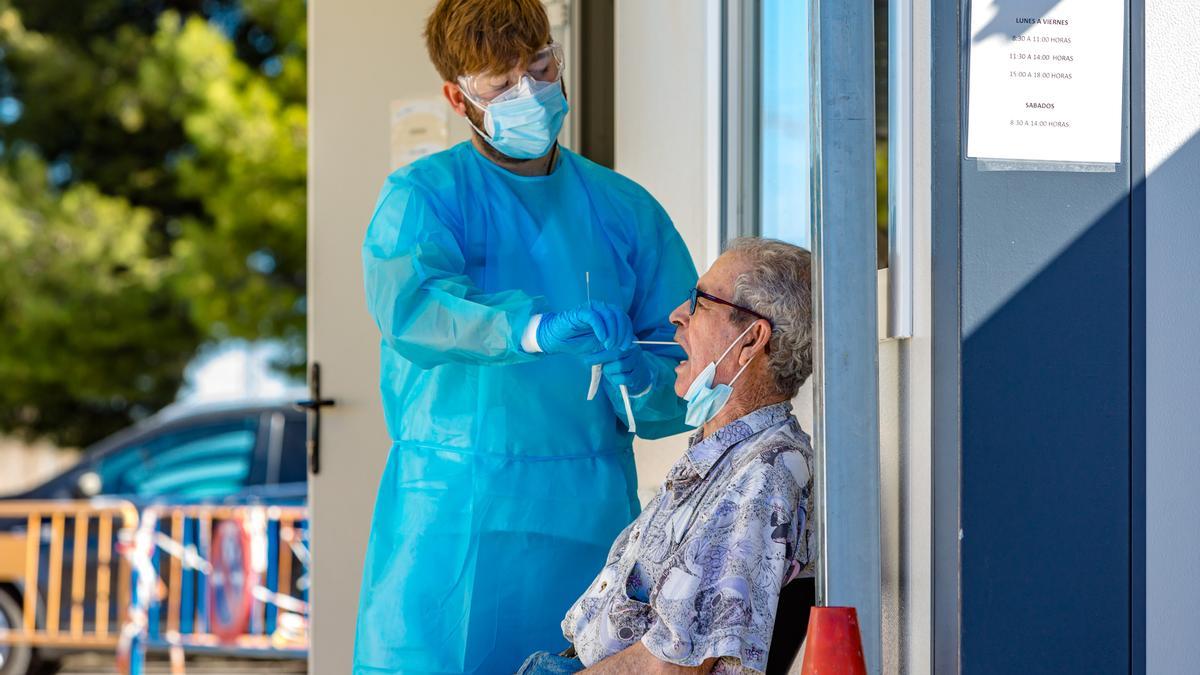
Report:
294,362,336,475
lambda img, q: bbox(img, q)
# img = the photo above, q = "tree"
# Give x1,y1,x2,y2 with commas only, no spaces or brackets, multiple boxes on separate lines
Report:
0,150,199,446
0,0,306,446
143,7,307,348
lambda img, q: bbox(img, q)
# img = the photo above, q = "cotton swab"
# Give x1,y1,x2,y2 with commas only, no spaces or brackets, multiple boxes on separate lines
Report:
588,366,602,401
586,272,602,401
619,384,637,434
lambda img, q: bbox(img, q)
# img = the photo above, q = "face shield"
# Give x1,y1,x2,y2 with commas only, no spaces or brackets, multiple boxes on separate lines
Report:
457,42,564,107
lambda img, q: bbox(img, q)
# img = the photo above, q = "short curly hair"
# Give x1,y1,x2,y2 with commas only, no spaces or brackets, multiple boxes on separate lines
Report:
726,238,813,397
424,0,552,82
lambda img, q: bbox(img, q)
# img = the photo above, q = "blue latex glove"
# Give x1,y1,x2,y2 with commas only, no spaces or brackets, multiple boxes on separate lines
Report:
583,345,654,395
536,302,633,355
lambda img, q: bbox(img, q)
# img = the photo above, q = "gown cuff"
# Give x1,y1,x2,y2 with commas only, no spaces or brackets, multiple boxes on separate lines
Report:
628,376,654,399
521,314,544,353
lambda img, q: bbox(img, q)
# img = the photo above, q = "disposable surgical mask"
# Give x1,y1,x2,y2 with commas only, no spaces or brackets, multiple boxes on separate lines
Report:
683,323,757,428
462,77,569,160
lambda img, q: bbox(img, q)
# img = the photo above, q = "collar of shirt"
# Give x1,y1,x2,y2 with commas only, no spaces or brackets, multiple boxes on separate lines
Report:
664,401,794,492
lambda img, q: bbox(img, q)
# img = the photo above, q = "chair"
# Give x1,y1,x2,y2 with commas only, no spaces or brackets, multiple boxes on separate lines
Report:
765,576,816,675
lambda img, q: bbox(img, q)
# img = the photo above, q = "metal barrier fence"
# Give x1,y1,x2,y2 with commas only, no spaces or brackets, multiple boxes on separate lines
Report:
0,500,309,673
0,500,138,651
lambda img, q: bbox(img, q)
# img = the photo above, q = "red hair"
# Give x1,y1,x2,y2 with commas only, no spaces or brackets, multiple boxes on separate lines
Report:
425,0,552,81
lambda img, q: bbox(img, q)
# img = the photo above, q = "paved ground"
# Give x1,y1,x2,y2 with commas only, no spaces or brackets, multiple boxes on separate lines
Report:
60,653,306,674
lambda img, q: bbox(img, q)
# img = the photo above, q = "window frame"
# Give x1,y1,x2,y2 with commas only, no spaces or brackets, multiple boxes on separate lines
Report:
720,0,763,249
723,0,915,337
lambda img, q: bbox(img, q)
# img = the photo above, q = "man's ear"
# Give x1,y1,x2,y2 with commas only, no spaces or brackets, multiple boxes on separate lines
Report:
740,319,772,365
443,81,468,117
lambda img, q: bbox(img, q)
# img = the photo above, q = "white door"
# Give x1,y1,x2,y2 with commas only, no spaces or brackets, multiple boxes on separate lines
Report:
307,1,468,672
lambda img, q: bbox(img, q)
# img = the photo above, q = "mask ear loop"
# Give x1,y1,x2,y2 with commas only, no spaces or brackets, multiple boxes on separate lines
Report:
729,320,772,386
712,321,759,387
730,354,756,386
459,76,558,143
715,322,757,366
459,92,494,141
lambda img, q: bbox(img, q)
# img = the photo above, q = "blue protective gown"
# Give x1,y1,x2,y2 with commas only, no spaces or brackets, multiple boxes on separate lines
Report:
354,141,698,674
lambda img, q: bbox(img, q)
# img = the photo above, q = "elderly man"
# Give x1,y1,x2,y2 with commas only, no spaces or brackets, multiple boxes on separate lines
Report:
518,238,815,675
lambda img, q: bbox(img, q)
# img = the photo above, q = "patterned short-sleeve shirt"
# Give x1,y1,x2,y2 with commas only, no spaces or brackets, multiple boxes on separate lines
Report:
561,402,814,674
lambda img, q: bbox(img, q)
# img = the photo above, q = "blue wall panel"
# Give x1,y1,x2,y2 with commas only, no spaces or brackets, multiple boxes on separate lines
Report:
952,2,1134,673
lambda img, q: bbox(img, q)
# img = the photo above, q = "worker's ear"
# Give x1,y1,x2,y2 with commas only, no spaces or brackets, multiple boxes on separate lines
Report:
443,81,469,117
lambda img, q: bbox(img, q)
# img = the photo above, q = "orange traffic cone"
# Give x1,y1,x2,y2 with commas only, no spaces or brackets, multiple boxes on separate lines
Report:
799,606,868,675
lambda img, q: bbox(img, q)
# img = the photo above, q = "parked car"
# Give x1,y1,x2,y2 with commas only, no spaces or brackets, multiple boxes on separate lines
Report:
0,401,308,675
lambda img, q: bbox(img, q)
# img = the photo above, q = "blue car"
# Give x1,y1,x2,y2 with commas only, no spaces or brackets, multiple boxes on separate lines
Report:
0,401,309,675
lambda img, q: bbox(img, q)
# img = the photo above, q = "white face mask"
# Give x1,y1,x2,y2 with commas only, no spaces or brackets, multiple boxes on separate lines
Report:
682,323,757,427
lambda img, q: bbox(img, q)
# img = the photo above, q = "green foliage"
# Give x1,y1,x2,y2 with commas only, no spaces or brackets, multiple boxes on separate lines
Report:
0,150,199,446
143,11,307,345
876,140,888,234
877,139,888,268
0,1,306,446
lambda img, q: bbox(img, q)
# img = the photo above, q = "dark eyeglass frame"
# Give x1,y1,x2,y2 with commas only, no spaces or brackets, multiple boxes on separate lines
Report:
688,287,773,327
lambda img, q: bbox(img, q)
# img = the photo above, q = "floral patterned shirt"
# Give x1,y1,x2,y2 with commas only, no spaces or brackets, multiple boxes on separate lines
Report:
561,402,815,674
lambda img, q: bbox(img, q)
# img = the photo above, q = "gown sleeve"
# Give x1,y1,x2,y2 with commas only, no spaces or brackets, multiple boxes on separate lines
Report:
362,179,543,369
600,199,698,438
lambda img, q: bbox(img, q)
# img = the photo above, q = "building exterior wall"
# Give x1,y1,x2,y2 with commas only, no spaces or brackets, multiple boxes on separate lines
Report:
307,1,464,672
1145,1,1200,672
613,0,725,497
307,1,1200,671
938,0,1137,672
893,3,933,672
0,439,77,495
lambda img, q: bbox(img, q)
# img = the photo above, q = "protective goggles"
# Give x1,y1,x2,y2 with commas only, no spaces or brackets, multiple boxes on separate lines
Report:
688,287,774,327
457,42,564,105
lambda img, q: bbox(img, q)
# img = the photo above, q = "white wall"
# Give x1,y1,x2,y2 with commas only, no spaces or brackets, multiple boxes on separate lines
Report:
1145,1,1200,672
308,2,464,672
0,439,77,495
614,0,813,503
614,0,727,497
614,1,719,269
893,2,933,673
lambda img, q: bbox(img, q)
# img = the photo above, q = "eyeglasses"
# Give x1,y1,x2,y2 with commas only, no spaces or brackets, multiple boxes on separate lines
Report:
687,287,773,326
458,42,564,104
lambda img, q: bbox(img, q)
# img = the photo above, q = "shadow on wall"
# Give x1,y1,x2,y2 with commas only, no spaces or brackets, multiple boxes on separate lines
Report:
960,128,1200,673
972,0,1068,44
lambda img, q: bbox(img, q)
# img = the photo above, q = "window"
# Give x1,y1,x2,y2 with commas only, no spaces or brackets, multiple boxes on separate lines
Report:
96,418,258,499
278,415,309,485
759,0,811,248
740,0,891,269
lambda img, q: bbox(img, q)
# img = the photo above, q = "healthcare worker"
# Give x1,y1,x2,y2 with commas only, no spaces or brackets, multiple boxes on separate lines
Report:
353,1,698,673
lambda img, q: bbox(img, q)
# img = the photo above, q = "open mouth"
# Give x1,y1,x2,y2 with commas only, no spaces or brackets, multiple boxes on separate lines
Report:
674,332,690,357
675,341,690,371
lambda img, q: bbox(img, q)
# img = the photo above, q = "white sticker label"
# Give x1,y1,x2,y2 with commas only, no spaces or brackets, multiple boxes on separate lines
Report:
390,98,449,170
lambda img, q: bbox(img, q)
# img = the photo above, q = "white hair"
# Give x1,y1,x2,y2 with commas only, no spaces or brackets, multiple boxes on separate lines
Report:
726,237,813,397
